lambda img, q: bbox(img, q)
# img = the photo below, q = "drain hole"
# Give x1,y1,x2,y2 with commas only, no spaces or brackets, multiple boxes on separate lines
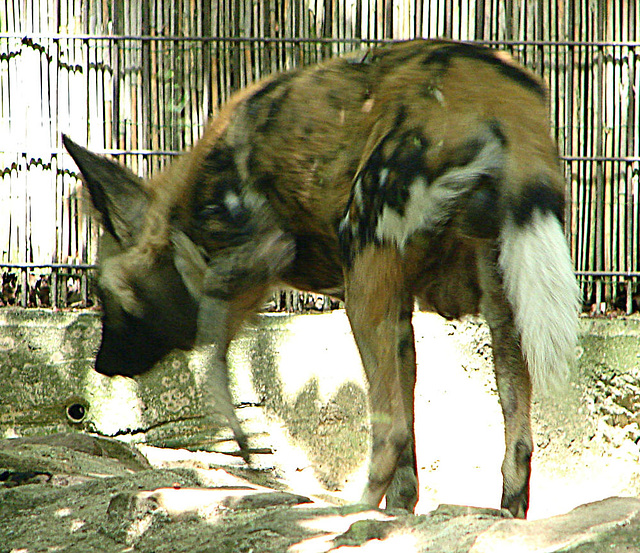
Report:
66,402,87,423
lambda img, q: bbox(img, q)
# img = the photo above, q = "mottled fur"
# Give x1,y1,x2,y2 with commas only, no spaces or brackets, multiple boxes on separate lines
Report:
64,39,580,518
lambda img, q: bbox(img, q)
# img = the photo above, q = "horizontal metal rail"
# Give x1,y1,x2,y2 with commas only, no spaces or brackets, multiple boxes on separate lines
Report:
1,150,183,157
3,150,640,163
1,264,638,314
2,34,640,48
576,271,640,278
1,265,639,279
0,263,96,270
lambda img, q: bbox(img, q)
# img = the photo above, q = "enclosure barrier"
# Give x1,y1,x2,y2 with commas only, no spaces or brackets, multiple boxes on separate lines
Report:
1,262,638,316
0,263,340,313
1,1,639,314
0,263,94,309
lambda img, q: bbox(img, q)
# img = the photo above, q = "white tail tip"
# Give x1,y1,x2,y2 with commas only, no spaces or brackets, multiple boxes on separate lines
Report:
499,211,581,391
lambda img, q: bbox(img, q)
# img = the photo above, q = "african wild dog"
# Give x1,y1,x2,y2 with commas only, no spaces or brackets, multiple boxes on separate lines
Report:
63,39,580,518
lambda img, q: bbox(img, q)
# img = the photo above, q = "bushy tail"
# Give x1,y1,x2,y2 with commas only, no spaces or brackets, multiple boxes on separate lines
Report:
498,210,581,391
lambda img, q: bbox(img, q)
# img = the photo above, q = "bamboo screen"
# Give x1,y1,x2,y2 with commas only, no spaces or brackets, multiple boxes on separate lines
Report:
1,1,639,312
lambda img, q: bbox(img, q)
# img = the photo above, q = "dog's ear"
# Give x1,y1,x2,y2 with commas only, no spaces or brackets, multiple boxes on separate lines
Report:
63,135,149,247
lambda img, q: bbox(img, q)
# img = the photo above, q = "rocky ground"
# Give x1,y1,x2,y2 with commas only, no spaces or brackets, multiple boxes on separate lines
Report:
2,312,640,551
1,432,640,552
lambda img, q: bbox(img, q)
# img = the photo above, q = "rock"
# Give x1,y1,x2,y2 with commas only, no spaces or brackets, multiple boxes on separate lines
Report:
469,497,640,552
2,432,152,470
106,486,313,523
0,432,152,488
1,433,640,552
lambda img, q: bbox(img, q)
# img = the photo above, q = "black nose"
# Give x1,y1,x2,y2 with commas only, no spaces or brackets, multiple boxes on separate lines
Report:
94,346,155,378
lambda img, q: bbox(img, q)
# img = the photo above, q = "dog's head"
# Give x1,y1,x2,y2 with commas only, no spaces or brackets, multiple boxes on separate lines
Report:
63,136,200,377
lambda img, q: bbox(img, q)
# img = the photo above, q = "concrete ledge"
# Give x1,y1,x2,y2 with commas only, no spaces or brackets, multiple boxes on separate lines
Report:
0,308,222,447
1,308,639,453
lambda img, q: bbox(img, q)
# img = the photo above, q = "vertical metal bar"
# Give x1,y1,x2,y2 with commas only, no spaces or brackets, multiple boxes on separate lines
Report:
474,0,484,40
594,4,605,312
49,269,55,309
19,268,25,307
141,0,151,170
81,270,88,307
632,0,640,280
61,270,68,306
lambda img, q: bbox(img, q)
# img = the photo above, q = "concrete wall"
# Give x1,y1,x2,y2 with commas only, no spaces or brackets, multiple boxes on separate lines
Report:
0,309,215,447
1,308,639,449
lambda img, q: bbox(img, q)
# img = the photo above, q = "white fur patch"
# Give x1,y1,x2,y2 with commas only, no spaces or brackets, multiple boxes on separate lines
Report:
224,191,241,212
375,177,431,247
378,168,389,187
338,215,351,238
499,212,581,391
353,176,364,206
374,133,504,247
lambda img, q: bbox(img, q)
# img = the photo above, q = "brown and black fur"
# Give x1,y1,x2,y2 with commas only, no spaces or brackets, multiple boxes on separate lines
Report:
64,39,580,518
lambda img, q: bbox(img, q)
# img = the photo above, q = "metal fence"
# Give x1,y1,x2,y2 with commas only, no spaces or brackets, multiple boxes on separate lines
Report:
1,1,639,313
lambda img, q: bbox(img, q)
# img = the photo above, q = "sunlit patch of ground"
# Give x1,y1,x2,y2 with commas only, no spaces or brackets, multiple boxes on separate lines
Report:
188,311,640,521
